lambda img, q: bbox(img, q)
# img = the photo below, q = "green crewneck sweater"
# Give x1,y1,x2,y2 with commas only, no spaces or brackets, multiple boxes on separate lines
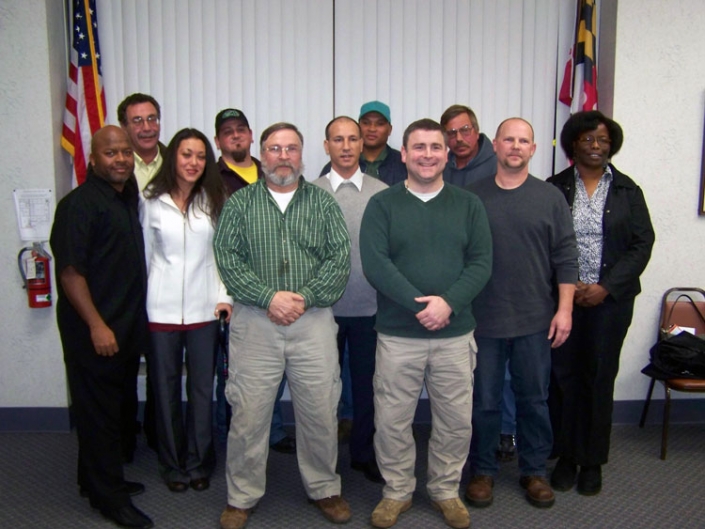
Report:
359,182,492,338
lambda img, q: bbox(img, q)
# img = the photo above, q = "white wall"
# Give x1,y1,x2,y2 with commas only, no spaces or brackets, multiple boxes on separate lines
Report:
0,0,71,412
611,0,705,401
1,0,704,420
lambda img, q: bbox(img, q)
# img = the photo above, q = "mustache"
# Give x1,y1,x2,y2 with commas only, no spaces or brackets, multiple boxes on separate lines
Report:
273,161,296,169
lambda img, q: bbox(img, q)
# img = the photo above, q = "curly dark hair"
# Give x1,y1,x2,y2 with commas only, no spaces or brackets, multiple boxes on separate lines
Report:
559,110,624,160
144,128,226,224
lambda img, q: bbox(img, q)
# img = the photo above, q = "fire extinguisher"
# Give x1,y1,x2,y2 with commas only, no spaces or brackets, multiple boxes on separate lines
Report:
18,242,52,308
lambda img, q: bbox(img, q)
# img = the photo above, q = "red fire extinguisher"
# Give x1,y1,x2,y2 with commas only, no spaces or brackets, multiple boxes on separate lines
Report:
18,242,52,308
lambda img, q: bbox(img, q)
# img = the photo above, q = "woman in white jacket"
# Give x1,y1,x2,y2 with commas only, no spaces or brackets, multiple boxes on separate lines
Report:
141,128,231,493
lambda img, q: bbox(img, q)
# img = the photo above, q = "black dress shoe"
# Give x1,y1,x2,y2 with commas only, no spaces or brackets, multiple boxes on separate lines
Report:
577,465,602,496
270,435,296,454
190,477,210,491
80,481,145,498
167,481,189,493
100,504,154,528
496,434,516,462
351,459,384,483
125,481,145,496
550,457,577,491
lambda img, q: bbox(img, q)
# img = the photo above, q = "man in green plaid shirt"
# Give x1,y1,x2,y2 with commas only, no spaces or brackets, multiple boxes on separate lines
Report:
214,123,352,529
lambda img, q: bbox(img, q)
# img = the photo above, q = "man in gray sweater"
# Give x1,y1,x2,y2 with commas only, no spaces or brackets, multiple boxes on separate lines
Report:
314,116,388,484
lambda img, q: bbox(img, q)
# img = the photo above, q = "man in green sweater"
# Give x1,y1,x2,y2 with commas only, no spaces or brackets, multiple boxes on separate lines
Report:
360,119,492,529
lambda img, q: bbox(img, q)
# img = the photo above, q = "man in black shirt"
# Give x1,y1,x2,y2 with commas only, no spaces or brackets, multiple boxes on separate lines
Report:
51,126,153,529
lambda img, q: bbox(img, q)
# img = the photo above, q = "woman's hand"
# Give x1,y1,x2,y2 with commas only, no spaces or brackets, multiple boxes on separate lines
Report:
575,282,608,307
215,302,233,323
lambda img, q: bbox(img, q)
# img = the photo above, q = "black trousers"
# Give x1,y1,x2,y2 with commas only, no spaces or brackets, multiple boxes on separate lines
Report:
148,322,218,483
549,297,634,466
66,352,140,510
335,315,377,464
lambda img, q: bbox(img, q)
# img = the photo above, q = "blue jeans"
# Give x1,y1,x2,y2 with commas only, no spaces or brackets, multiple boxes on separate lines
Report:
501,362,516,436
470,330,552,477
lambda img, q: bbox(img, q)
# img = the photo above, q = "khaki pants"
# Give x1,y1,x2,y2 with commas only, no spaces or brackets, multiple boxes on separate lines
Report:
374,332,476,501
224,305,342,508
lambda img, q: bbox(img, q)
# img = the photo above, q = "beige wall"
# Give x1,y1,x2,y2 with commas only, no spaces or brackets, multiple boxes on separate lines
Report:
611,0,705,401
0,0,703,417
0,0,70,413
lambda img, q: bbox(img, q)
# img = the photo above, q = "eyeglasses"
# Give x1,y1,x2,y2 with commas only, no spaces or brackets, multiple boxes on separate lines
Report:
130,115,160,127
445,124,474,140
578,135,611,146
264,145,301,156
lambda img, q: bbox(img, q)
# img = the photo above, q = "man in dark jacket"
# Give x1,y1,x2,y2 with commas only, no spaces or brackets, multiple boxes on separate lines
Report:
440,104,497,187
320,101,406,186
214,108,264,195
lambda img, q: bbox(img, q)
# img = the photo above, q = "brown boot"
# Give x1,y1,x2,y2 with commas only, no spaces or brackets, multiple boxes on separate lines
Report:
220,505,251,529
310,495,352,524
464,475,494,508
519,476,555,508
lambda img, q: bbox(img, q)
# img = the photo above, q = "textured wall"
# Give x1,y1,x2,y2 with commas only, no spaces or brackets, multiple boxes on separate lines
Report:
1,0,704,413
0,0,70,409
612,0,705,400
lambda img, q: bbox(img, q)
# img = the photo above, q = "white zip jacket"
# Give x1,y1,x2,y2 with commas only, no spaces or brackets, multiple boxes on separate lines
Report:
140,191,232,325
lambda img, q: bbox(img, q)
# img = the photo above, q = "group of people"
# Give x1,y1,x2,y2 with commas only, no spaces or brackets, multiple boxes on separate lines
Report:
50,96,654,529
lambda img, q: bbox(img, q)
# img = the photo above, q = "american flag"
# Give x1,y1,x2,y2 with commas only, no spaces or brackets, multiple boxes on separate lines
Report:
61,0,106,187
559,0,598,113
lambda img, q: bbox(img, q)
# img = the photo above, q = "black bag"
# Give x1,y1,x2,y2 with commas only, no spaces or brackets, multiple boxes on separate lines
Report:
644,331,705,379
642,294,705,380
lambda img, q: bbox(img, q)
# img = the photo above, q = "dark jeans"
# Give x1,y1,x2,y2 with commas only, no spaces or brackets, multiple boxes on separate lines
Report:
470,330,552,477
335,315,377,464
549,297,634,466
501,362,516,436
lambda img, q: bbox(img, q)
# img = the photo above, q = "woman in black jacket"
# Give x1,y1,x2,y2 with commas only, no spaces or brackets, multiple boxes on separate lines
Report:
547,111,655,496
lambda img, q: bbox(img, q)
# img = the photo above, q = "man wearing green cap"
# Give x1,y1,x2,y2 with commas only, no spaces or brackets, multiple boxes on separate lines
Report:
320,101,406,186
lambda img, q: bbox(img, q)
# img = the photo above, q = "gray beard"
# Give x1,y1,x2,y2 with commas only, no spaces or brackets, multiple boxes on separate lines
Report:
263,161,305,188
265,171,299,188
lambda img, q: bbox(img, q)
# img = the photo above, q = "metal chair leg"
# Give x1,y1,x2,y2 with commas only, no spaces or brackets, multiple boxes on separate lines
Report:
660,385,671,460
639,377,657,427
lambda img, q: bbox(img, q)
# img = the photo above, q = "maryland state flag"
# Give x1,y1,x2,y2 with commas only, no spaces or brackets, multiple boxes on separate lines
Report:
559,0,598,113
61,0,107,187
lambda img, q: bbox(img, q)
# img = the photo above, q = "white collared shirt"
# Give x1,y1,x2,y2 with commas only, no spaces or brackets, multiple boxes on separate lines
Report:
327,167,364,192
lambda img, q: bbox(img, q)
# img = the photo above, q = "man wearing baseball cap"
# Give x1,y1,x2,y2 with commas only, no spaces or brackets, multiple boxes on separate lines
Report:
214,109,263,195
320,101,406,186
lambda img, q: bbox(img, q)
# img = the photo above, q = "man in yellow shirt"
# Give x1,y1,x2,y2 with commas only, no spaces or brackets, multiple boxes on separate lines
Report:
117,93,165,191
214,109,263,195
